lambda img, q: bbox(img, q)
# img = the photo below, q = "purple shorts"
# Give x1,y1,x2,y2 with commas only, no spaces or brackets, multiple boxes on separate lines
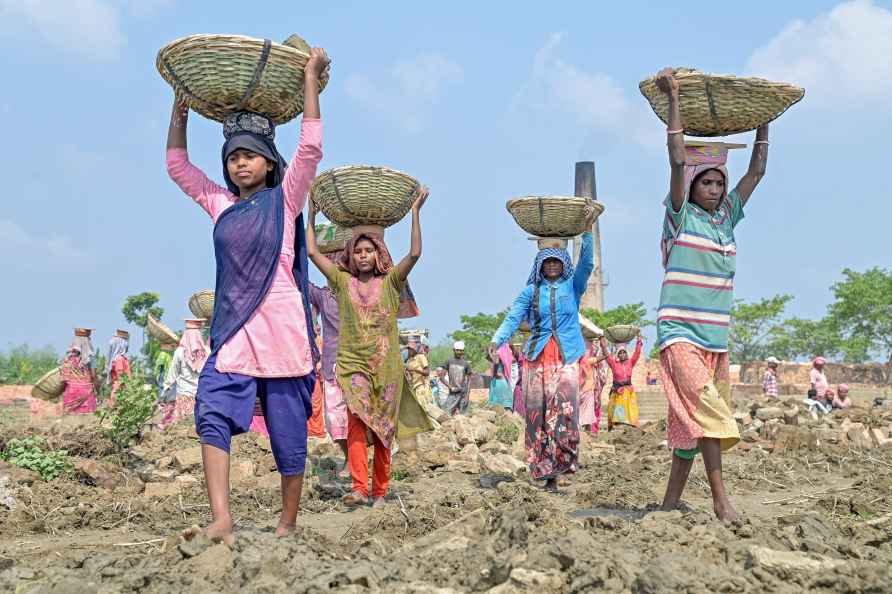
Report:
196,353,315,476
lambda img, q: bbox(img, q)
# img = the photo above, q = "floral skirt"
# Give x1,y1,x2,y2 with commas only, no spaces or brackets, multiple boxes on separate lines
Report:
659,342,739,452
523,339,579,480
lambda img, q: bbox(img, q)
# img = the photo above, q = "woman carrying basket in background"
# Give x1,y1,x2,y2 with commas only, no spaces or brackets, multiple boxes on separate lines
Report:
653,68,769,521
489,205,598,493
306,189,433,508
60,330,98,415
158,319,209,430
599,334,643,430
166,47,330,542
578,337,607,434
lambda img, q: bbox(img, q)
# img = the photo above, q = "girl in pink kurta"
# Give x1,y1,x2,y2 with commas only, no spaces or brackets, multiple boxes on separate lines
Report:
167,47,330,544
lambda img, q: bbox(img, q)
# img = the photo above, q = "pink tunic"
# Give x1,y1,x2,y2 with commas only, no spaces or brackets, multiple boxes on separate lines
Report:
605,341,642,385
166,118,322,378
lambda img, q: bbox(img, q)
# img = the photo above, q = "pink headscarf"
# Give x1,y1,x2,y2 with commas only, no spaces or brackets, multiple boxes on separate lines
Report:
838,383,849,393
661,157,730,269
180,323,210,373
813,356,826,367
335,232,420,319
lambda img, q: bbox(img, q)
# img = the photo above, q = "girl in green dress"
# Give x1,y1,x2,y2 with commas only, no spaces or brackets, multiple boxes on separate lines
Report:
306,188,432,507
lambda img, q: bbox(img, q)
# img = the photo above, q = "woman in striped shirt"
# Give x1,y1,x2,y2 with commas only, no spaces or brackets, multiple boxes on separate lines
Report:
654,68,769,521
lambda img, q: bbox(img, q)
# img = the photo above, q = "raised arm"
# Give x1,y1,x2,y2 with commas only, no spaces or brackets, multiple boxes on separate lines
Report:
571,201,599,298
165,96,232,219
630,336,643,366
167,97,188,150
395,186,430,282
655,68,686,211
734,124,769,205
306,200,338,281
282,48,329,213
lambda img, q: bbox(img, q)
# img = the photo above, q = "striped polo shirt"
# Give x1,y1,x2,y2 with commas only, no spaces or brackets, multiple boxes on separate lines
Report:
657,189,744,352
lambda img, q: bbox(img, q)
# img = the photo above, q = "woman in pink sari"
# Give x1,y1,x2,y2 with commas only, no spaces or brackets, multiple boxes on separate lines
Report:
578,339,607,433
60,340,97,414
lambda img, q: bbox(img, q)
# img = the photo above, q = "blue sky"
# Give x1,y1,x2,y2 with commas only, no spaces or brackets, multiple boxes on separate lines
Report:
2,0,891,355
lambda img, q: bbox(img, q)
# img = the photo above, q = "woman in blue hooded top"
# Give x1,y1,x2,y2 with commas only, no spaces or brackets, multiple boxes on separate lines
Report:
489,205,597,492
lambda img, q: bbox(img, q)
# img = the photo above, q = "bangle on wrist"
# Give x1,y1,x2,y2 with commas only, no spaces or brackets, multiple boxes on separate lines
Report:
666,128,683,135
754,140,769,145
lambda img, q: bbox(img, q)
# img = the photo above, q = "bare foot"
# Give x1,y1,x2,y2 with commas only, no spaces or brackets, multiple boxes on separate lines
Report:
275,521,296,537
182,518,234,546
371,497,386,509
342,491,367,506
714,501,739,522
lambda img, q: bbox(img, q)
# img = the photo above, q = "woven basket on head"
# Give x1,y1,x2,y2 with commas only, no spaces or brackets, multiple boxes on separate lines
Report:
315,223,353,254
157,33,329,125
188,290,215,320
506,196,604,238
31,367,64,401
639,68,804,137
311,165,420,228
605,325,639,344
147,314,179,345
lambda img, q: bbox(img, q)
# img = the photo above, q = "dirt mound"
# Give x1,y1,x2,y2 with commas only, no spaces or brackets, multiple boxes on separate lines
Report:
2,404,892,592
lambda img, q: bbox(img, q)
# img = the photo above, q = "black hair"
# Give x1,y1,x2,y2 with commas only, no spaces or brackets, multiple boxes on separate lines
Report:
807,388,818,398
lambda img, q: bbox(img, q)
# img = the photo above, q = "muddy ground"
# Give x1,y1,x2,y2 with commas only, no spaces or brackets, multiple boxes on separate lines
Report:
1,398,891,594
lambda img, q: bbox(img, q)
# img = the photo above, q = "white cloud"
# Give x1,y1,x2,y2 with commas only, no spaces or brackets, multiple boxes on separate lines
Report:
507,33,657,149
746,0,892,103
0,219,89,267
0,0,124,61
346,54,464,134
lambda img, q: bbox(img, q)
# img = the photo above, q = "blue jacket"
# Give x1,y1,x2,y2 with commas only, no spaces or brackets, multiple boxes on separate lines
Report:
492,232,593,364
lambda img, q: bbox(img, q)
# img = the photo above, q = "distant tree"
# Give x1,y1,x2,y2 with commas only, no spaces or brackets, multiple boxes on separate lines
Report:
728,295,792,364
769,317,842,362
0,345,59,385
450,310,508,372
826,267,892,362
427,340,454,370
121,292,163,328
581,302,653,331
121,292,165,371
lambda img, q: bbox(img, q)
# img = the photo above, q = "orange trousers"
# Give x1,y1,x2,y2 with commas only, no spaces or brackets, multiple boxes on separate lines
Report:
307,377,326,438
347,411,391,498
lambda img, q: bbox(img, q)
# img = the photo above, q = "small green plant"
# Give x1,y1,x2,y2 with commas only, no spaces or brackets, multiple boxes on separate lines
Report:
1,437,72,481
97,370,156,448
391,468,410,481
495,420,521,445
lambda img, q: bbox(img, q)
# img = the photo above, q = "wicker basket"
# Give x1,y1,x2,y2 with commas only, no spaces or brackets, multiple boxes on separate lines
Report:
315,223,352,254
506,196,604,238
639,68,804,137
157,33,329,125
310,165,420,228
31,367,64,401
605,325,639,344
578,315,603,341
188,290,215,320
147,314,179,345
